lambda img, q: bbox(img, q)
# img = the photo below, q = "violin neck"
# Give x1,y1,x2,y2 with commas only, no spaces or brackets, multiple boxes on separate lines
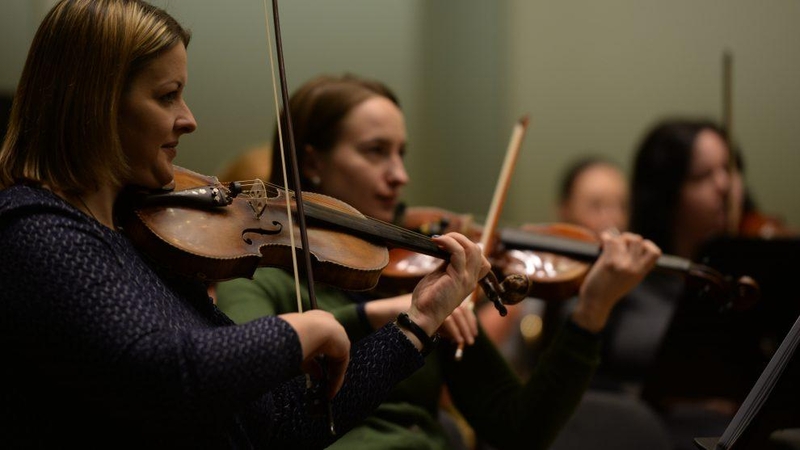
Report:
302,201,449,260
499,228,600,262
498,228,692,274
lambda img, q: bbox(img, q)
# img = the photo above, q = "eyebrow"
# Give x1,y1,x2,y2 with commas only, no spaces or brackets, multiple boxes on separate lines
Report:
157,80,183,90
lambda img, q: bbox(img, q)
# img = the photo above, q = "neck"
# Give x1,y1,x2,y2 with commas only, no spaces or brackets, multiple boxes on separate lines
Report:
61,184,120,230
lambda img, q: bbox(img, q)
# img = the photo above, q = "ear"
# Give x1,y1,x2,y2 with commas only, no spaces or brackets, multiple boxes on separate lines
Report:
302,144,323,181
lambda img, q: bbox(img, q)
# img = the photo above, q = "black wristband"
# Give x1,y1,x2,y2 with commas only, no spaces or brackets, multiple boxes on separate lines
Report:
396,312,440,356
355,302,372,331
565,317,602,340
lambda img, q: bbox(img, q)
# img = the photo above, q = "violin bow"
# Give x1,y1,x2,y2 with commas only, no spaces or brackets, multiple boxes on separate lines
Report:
722,50,742,235
455,115,530,361
263,0,335,435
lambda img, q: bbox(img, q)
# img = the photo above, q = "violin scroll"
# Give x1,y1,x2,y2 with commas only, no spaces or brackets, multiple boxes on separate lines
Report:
477,272,530,316
686,264,760,312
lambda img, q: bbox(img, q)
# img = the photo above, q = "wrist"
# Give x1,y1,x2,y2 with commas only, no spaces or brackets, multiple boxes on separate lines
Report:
395,312,440,356
570,300,612,333
404,307,439,337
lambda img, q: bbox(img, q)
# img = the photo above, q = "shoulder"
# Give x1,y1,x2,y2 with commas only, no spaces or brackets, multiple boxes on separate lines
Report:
0,184,104,246
1,184,76,219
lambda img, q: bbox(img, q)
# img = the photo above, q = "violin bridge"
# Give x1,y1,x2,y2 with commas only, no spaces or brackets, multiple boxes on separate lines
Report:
243,179,269,218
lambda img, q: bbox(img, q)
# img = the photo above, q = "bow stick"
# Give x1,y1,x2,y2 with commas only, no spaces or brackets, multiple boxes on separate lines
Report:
263,0,335,435
455,115,530,361
722,50,742,236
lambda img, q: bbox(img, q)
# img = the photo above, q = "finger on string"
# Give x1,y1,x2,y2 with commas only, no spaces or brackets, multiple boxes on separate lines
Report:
433,233,467,270
449,232,484,275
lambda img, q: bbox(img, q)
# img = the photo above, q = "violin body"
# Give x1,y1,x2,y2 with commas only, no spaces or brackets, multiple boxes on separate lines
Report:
739,210,797,239
494,223,594,300
118,166,388,290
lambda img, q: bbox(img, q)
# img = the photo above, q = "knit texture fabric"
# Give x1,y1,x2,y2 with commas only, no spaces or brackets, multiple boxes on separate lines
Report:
0,184,423,449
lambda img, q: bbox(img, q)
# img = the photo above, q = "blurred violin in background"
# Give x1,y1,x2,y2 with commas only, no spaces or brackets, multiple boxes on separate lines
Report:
381,205,759,311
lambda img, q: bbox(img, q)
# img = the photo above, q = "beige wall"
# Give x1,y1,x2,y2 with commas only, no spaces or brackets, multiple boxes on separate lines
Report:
503,0,800,227
2,0,798,228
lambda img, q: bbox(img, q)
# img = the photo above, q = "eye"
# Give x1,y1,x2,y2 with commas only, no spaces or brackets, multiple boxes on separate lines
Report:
360,143,390,159
369,145,389,155
160,91,179,104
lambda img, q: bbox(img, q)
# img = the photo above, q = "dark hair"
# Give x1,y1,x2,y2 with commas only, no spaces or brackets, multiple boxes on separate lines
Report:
629,119,728,253
269,74,400,189
558,156,619,203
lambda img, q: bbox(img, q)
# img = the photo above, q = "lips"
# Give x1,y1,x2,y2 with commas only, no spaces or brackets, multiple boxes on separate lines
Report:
162,142,178,159
377,194,398,207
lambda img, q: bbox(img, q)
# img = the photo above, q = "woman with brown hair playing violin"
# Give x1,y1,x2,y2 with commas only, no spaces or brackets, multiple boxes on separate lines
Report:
215,73,662,449
0,1,491,447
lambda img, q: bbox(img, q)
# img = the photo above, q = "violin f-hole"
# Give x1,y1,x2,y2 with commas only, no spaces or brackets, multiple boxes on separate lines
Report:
242,221,284,245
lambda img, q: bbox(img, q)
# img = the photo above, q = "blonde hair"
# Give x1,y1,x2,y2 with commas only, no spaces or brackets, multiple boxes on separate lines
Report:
0,0,190,192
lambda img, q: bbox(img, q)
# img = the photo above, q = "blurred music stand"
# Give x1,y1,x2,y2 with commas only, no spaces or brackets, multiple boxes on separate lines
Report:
640,237,800,431
694,309,800,449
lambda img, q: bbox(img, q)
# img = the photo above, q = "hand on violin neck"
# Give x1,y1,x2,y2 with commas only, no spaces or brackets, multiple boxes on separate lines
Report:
571,231,661,333
278,310,350,399
406,233,490,337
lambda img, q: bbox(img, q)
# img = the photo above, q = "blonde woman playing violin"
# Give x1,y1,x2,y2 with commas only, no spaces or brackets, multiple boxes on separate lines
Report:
0,1,491,447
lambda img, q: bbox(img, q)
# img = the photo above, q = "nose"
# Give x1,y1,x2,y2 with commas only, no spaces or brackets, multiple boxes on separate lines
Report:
176,101,197,134
715,167,731,195
387,153,409,187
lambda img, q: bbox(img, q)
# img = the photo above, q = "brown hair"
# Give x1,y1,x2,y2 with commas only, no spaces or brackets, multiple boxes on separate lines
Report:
0,0,190,193
270,74,400,190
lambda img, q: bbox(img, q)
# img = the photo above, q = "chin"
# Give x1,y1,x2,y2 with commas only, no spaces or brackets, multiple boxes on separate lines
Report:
156,165,175,186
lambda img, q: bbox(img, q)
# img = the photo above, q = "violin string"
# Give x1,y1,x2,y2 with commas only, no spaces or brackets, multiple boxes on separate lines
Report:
252,180,439,246
223,177,446,251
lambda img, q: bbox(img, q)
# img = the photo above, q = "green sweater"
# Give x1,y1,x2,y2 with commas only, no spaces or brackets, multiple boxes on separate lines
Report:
217,268,601,449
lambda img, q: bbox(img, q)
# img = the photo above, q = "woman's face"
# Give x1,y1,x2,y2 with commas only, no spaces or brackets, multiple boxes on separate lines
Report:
675,129,731,248
305,96,409,222
118,43,197,189
559,163,629,234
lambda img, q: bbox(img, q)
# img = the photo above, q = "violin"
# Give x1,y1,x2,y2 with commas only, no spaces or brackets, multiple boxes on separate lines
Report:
116,166,530,314
738,210,798,239
381,206,760,311
499,226,760,311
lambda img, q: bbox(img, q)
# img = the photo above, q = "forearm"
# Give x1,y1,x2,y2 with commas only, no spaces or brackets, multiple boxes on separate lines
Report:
362,294,412,330
444,323,601,450
264,323,425,448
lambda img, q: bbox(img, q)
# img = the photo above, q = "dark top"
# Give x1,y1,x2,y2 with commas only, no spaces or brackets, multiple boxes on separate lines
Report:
217,268,603,449
0,184,424,449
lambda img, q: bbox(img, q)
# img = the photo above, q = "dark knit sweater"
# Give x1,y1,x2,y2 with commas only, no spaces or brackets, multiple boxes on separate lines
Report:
0,184,424,449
